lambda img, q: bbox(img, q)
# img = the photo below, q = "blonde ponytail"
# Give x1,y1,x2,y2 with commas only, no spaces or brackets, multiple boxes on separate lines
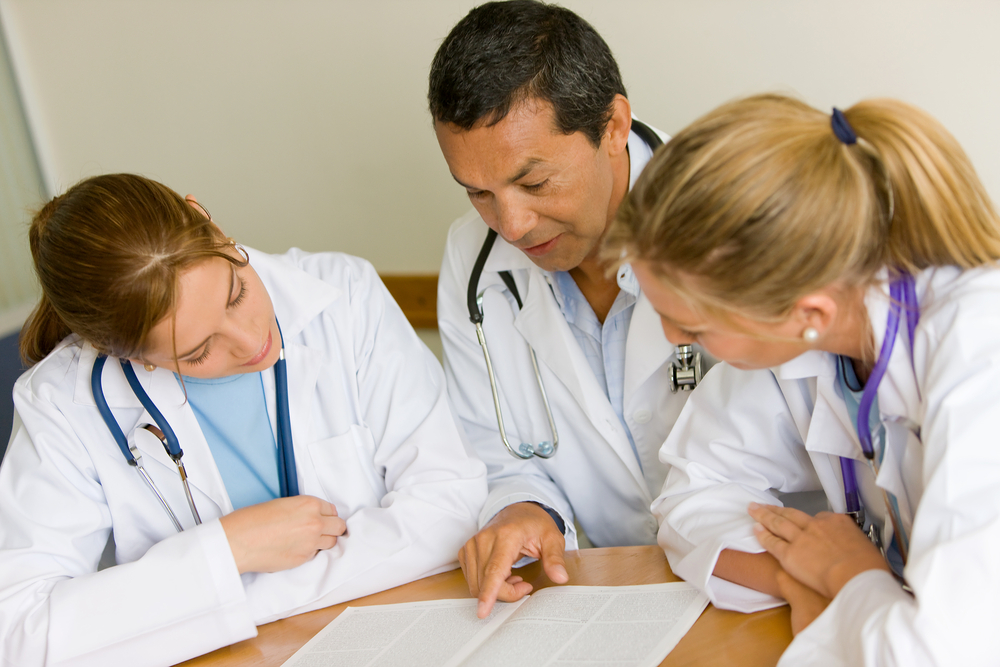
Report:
847,99,1000,272
604,94,1000,320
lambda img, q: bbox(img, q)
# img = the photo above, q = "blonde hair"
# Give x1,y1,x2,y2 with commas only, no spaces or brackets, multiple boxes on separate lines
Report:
21,174,244,366
604,94,1000,320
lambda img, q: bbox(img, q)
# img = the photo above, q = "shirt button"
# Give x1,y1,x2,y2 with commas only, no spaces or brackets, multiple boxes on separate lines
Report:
633,409,652,424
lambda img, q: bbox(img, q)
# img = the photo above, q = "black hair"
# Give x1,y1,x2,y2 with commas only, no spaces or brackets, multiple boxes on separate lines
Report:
428,0,627,147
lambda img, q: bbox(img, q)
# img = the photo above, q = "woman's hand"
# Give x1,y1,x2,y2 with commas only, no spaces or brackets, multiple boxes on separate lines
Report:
776,569,831,635
220,495,347,574
748,503,890,599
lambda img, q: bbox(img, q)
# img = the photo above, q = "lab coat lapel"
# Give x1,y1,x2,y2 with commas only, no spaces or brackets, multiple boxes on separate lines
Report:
776,352,862,461
623,295,672,403
512,269,590,420
280,341,324,495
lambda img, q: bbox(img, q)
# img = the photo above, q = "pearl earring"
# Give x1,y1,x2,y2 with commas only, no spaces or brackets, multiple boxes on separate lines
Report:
802,327,819,343
143,363,157,372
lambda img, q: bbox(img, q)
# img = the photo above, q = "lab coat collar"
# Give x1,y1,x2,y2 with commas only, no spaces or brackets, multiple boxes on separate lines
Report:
626,119,659,189
772,354,861,461
623,294,673,401
245,247,341,340
770,274,919,466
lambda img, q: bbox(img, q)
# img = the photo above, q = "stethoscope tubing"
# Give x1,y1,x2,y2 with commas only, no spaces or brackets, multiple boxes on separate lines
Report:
93,319,297,531
841,273,919,567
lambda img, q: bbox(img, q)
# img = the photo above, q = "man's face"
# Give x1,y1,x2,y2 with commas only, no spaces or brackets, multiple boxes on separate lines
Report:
435,100,624,272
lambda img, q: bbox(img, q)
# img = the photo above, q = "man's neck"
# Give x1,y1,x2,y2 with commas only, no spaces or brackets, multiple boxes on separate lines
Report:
567,132,632,323
569,257,620,323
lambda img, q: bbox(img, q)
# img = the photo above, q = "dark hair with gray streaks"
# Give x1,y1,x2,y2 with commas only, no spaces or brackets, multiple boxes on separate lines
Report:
428,0,627,146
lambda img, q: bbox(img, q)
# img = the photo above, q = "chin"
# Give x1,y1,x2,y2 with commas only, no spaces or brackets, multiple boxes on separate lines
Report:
528,249,586,273
727,360,762,371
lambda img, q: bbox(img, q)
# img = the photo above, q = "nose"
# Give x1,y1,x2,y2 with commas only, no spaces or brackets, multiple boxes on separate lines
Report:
660,319,695,346
229,322,262,359
492,194,539,244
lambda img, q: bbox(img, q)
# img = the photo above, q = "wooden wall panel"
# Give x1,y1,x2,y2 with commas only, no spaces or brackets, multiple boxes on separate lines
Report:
380,274,438,329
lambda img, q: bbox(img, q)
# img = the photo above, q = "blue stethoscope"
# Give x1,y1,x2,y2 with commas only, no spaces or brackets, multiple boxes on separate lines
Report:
841,274,918,569
92,321,298,532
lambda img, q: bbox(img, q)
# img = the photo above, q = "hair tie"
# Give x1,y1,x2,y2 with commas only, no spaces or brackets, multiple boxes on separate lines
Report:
831,108,857,145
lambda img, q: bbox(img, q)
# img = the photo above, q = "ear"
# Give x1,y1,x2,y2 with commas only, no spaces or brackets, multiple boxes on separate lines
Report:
790,292,839,338
604,94,632,157
184,194,212,221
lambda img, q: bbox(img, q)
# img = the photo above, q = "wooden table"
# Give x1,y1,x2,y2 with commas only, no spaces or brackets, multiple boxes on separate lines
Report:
179,546,792,667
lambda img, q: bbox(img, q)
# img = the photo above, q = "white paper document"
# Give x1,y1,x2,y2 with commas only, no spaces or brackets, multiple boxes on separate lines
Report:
281,583,709,667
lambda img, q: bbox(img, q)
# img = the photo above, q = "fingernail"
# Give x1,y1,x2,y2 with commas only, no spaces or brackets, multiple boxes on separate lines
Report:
748,502,760,510
478,601,490,617
553,565,568,582
752,522,764,532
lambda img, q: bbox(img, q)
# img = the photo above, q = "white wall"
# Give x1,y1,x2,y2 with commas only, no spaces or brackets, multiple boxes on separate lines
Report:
0,18,43,321
2,0,999,275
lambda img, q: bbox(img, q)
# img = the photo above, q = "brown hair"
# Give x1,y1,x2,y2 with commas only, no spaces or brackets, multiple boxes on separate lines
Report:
603,94,1000,321
20,174,244,366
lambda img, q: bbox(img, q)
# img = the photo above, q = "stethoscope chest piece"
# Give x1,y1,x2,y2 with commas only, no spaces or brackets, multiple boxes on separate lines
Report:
669,344,704,393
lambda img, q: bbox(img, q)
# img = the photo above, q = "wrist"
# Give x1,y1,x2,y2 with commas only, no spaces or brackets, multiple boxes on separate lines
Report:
824,558,890,598
524,501,566,534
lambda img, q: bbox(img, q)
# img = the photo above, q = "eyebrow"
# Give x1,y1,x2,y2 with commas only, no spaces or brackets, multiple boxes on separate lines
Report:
450,158,545,190
176,265,236,359
659,313,705,332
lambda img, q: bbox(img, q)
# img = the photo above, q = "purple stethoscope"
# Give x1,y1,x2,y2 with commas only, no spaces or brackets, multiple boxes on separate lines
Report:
840,274,919,568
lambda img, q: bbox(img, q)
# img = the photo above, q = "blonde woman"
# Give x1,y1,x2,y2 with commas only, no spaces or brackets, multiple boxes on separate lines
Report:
604,95,1000,666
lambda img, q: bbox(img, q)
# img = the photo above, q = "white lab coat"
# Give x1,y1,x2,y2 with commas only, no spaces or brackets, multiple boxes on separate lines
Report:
438,125,713,549
653,265,1000,666
0,248,487,667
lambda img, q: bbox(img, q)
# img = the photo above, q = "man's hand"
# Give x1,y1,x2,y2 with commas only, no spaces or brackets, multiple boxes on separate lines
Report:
458,502,569,618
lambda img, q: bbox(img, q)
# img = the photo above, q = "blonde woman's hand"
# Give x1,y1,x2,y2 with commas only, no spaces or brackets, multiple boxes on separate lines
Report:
220,495,346,574
748,503,890,599
775,569,831,635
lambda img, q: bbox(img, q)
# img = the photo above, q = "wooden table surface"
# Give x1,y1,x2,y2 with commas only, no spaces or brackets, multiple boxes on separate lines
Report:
178,545,792,667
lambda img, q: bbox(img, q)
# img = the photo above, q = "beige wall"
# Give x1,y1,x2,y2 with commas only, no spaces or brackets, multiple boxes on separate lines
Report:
2,0,999,280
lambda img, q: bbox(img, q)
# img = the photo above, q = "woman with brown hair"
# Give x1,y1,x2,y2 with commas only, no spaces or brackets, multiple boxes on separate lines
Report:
604,94,1000,666
0,173,486,666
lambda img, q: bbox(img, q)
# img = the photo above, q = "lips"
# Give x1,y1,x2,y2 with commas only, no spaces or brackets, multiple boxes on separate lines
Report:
521,235,561,257
243,329,273,366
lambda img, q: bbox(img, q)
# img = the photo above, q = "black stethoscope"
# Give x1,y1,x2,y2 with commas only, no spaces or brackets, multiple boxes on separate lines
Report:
92,321,298,531
465,120,704,460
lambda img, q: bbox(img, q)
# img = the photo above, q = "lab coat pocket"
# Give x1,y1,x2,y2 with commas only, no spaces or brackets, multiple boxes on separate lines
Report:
307,425,386,520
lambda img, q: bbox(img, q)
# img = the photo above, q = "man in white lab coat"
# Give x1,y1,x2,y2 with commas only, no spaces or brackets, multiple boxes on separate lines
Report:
428,0,713,617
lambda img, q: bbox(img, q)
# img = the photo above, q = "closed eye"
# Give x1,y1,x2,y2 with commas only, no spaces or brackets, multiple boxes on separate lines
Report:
229,279,247,308
187,340,211,366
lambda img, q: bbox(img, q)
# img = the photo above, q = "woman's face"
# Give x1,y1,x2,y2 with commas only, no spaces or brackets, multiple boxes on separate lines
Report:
632,261,812,371
139,251,281,379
